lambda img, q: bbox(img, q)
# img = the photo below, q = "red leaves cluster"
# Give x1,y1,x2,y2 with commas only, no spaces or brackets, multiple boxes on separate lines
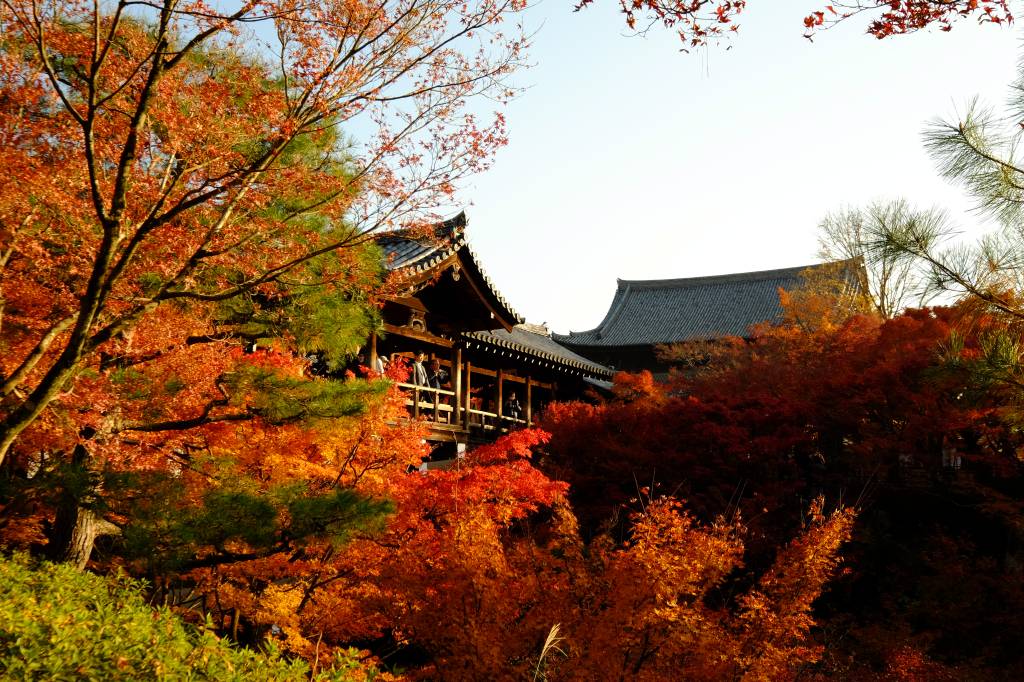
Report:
543,307,1019,542
137,412,855,679
575,0,1010,43
805,0,1012,38
543,305,1024,677
575,0,746,48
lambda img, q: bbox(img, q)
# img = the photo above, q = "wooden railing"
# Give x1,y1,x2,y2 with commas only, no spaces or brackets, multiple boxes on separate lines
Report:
396,382,527,432
396,382,456,423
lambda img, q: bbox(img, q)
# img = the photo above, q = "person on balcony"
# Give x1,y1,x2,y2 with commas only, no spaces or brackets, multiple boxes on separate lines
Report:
412,352,429,387
504,392,522,422
427,358,451,421
427,358,449,390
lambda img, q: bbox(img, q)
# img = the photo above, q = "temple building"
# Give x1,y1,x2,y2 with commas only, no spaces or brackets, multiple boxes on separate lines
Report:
372,213,611,453
368,212,859,449
554,261,858,376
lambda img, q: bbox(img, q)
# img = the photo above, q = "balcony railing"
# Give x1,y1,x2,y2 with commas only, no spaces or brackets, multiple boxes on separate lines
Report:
396,382,528,432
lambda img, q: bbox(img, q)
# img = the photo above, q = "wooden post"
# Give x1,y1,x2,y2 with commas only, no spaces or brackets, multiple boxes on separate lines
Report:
526,376,533,427
412,386,420,420
496,369,504,425
463,361,472,430
452,346,462,425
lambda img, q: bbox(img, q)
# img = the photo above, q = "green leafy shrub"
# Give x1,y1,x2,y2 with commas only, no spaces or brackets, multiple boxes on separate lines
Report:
0,554,373,680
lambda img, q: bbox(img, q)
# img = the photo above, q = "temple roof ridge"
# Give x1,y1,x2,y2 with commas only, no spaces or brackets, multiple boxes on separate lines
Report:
614,261,834,291
554,258,861,348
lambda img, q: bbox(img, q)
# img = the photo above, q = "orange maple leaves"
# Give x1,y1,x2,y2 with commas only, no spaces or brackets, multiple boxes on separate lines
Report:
0,0,528,464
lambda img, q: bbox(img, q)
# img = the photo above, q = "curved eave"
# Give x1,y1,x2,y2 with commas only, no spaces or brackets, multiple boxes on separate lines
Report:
463,331,613,378
456,244,523,330
386,214,522,330
386,236,465,279
551,279,632,346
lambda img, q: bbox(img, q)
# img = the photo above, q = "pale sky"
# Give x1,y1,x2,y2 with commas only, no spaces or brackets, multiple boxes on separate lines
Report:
456,1,1022,334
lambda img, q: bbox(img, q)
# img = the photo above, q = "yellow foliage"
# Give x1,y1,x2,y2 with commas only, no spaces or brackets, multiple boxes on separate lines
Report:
780,262,874,332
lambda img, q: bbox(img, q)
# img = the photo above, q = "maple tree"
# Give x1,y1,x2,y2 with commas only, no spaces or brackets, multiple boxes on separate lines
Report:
802,56,1024,673
543,307,986,534
0,0,524,467
804,0,1013,37
242,425,855,680
573,0,1011,47
1,339,426,667
776,260,873,332
545,496,855,681
0,0,526,575
3,405,856,678
573,0,747,48
543,303,1024,676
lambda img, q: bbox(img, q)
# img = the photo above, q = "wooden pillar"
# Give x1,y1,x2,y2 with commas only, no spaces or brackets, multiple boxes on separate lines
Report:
463,361,473,430
452,346,462,423
412,386,419,420
525,376,533,427
496,369,504,423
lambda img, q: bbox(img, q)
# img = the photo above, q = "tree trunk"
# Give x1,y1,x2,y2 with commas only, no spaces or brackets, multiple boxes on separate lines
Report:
46,444,119,569
49,504,120,570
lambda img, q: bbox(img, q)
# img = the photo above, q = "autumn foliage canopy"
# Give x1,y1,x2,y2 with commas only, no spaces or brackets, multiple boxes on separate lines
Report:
1,0,1022,679
542,300,1024,677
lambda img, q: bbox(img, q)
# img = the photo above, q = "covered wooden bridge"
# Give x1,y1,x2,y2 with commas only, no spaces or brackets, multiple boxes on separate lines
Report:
373,213,611,450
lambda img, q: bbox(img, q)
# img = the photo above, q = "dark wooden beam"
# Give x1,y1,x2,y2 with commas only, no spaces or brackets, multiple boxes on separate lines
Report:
382,323,453,348
463,364,551,390
452,346,462,422
496,369,503,421
391,295,427,312
463,360,472,431
526,376,533,427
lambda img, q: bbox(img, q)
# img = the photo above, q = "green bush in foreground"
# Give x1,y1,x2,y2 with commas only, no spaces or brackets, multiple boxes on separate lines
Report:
0,554,371,681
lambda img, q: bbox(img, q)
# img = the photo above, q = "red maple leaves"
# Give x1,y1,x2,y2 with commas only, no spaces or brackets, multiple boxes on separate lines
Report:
805,0,1013,38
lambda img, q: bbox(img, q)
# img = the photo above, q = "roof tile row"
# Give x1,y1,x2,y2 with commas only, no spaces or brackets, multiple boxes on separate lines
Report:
465,326,613,377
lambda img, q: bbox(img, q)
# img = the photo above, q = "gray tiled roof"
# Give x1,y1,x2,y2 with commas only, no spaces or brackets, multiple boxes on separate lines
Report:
376,212,523,325
465,325,613,378
554,261,854,347
377,213,468,273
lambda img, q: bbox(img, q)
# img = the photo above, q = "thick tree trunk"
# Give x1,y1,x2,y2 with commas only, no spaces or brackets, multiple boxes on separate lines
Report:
46,444,119,569
49,504,120,570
